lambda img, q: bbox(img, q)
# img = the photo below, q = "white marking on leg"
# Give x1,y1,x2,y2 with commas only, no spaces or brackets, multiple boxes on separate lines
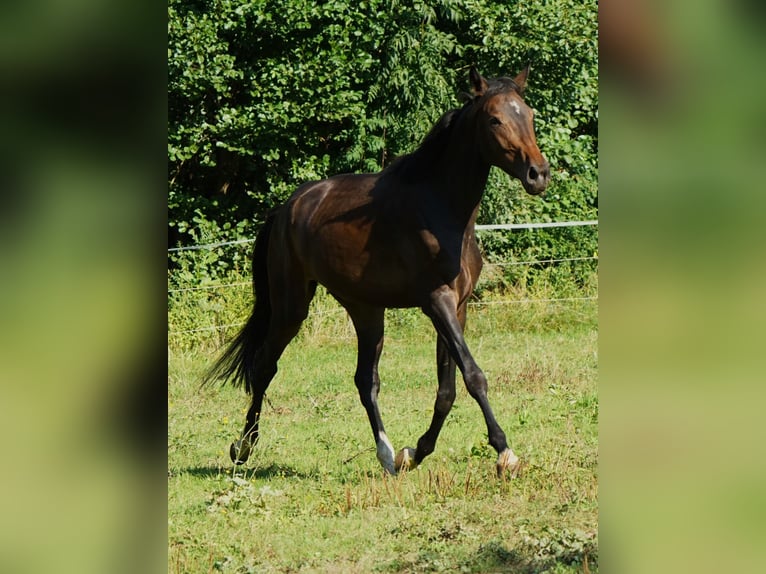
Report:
376,432,396,474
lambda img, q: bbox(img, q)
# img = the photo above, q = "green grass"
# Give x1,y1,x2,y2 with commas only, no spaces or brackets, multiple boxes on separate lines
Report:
168,293,597,573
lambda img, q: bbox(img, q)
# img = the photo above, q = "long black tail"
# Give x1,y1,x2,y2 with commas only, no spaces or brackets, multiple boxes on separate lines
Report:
202,213,276,393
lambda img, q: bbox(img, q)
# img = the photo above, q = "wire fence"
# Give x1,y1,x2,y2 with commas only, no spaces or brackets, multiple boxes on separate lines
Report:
168,220,598,338
167,220,598,253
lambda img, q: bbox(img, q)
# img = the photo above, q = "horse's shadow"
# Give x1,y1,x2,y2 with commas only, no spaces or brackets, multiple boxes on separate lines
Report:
170,463,311,481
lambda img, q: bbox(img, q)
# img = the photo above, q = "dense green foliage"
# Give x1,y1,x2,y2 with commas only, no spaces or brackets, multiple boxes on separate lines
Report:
168,0,597,289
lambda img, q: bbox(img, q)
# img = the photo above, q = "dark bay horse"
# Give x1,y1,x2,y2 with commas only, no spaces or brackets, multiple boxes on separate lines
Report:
204,67,550,477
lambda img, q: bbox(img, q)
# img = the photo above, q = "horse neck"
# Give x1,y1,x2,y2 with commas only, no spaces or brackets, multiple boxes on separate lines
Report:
433,111,491,229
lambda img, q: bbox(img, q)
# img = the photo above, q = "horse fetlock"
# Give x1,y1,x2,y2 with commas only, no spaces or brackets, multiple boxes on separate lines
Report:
496,448,521,479
395,447,418,472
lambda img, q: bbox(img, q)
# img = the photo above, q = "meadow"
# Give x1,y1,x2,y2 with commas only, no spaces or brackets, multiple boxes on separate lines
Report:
168,286,598,573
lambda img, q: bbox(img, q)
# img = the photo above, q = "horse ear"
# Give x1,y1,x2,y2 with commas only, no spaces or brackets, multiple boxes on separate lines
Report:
513,64,530,95
469,67,488,96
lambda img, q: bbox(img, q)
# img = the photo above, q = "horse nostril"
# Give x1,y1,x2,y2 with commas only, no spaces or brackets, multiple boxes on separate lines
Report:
530,162,550,183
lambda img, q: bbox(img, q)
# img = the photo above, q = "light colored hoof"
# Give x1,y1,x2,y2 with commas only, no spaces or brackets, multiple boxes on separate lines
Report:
395,447,418,472
496,448,521,478
230,439,251,465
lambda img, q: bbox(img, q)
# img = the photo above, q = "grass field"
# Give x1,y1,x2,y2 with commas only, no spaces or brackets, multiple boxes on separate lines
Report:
168,291,598,573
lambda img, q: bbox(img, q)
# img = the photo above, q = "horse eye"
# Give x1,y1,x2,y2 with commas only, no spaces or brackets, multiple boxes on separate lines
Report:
489,116,502,126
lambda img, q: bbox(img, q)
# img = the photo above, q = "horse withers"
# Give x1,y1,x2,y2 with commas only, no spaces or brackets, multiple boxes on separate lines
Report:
204,67,550,478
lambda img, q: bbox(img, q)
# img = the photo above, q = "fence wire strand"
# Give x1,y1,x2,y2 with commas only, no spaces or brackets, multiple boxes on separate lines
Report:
167,220,598,253
168,220,598,337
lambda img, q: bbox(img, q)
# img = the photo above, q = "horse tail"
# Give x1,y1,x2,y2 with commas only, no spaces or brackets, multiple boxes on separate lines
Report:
202,213,276,393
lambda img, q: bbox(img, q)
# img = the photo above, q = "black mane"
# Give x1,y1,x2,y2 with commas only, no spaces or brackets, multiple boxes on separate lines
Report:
380,103,468,184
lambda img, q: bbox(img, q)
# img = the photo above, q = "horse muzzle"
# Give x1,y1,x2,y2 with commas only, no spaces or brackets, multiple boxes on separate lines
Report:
523,160,550,196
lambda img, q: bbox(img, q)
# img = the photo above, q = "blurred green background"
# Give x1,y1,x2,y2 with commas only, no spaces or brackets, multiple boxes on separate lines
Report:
600,0,766,572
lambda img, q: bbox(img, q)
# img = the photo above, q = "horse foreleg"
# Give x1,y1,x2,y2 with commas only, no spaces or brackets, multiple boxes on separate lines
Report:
424,288,520,478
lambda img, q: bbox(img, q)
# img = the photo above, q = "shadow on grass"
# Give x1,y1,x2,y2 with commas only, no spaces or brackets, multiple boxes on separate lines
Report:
462,539,597,574
380,539,597,573
170,463,311,480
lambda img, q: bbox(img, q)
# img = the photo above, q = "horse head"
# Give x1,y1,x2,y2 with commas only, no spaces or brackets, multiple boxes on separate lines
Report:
469,66,550,196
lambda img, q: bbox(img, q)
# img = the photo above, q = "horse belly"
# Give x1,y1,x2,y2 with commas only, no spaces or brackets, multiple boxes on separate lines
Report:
311,250,427,309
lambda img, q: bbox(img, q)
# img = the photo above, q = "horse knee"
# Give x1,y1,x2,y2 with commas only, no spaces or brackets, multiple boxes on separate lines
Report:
464,368,488,399
356,391,374,410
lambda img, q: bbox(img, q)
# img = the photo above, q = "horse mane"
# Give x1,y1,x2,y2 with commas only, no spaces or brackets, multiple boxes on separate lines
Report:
380,103,468,184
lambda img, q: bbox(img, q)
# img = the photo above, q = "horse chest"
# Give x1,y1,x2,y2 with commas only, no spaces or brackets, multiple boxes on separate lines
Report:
418,228,465,280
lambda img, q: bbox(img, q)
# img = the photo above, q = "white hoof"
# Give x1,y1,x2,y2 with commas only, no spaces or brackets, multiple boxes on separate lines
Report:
395,447,418,472
496,448,521,478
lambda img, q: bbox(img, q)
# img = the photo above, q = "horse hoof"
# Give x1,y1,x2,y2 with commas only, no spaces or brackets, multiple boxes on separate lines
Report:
395,447,418,472
230,440,251,465
496,448,521,479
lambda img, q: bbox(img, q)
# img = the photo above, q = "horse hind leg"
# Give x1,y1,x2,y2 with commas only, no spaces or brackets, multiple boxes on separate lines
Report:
231,280,317,465
394,332,458,473
343,304,400,474
230,339,285,464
